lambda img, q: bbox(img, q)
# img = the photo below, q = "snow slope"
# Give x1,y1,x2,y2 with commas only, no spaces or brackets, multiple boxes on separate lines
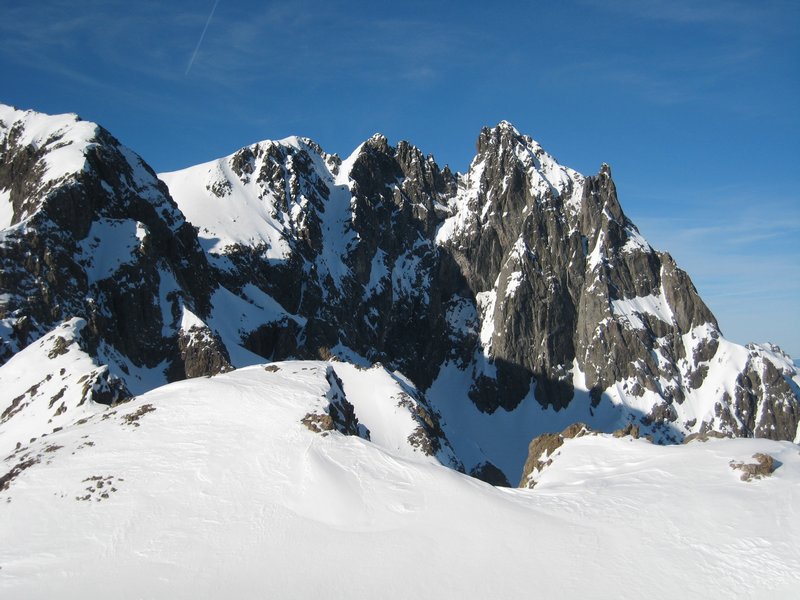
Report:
0,318,121,458
2,362,798,599
158,153,295,260
159,136,358,289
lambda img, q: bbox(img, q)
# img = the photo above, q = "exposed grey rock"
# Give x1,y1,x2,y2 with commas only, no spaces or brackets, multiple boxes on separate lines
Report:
729,453,776,481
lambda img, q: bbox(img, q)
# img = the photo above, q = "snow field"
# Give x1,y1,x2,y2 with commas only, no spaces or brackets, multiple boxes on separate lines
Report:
1,362,798,599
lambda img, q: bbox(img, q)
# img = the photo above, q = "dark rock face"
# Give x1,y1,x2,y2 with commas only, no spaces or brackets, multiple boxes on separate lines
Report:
470,461,512,487
77,366,131,406
301,367,370,439
0,106,217,385
2,104,798,468
170,326,233,380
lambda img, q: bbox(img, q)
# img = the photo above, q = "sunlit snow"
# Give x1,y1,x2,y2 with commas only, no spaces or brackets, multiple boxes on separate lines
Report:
1,364,798,598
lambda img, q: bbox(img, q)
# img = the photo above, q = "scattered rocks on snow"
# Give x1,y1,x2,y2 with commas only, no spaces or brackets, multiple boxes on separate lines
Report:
119,404,156,428
612,422,640,439
683,430,732,444
0,457,40,492
75,475,123,502
729,453,776,482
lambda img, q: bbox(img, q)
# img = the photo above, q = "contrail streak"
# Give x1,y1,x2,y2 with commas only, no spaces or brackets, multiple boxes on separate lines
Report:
185,0,220,76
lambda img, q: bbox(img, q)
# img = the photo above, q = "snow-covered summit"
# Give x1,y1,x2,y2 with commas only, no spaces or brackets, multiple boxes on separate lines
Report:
0,104,175,231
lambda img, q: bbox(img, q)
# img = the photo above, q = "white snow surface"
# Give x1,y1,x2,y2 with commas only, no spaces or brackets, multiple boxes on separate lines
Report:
611,288,675,330
76,218,146,283
1,361,798,599
0,188,12,230
364,248,389,298
475,289,497,352
0,105,97,191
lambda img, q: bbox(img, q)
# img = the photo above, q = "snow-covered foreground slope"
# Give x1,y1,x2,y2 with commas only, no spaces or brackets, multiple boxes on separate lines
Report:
2,362,798,599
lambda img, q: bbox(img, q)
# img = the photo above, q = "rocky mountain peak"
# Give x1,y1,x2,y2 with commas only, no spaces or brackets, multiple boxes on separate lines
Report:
2,104,798,487
0,105,98,228
0,104,217,385
363,133,390,153
476,120,523,156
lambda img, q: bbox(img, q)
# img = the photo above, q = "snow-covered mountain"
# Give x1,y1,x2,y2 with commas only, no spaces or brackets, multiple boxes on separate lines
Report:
2,103,799,484
161,119,800,474
2,102,800,597
0,104,223,392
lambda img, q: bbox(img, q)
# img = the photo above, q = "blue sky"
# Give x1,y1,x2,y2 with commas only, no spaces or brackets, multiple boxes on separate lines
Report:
1,0,798,356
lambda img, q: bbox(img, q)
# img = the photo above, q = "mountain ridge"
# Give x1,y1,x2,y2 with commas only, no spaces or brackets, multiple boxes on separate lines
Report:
1,102,798,484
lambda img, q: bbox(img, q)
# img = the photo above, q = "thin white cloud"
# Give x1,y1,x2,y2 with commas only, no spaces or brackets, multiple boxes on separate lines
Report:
170,4,491,90
186,0,220,76
630,197,800,353
578,0,785,26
